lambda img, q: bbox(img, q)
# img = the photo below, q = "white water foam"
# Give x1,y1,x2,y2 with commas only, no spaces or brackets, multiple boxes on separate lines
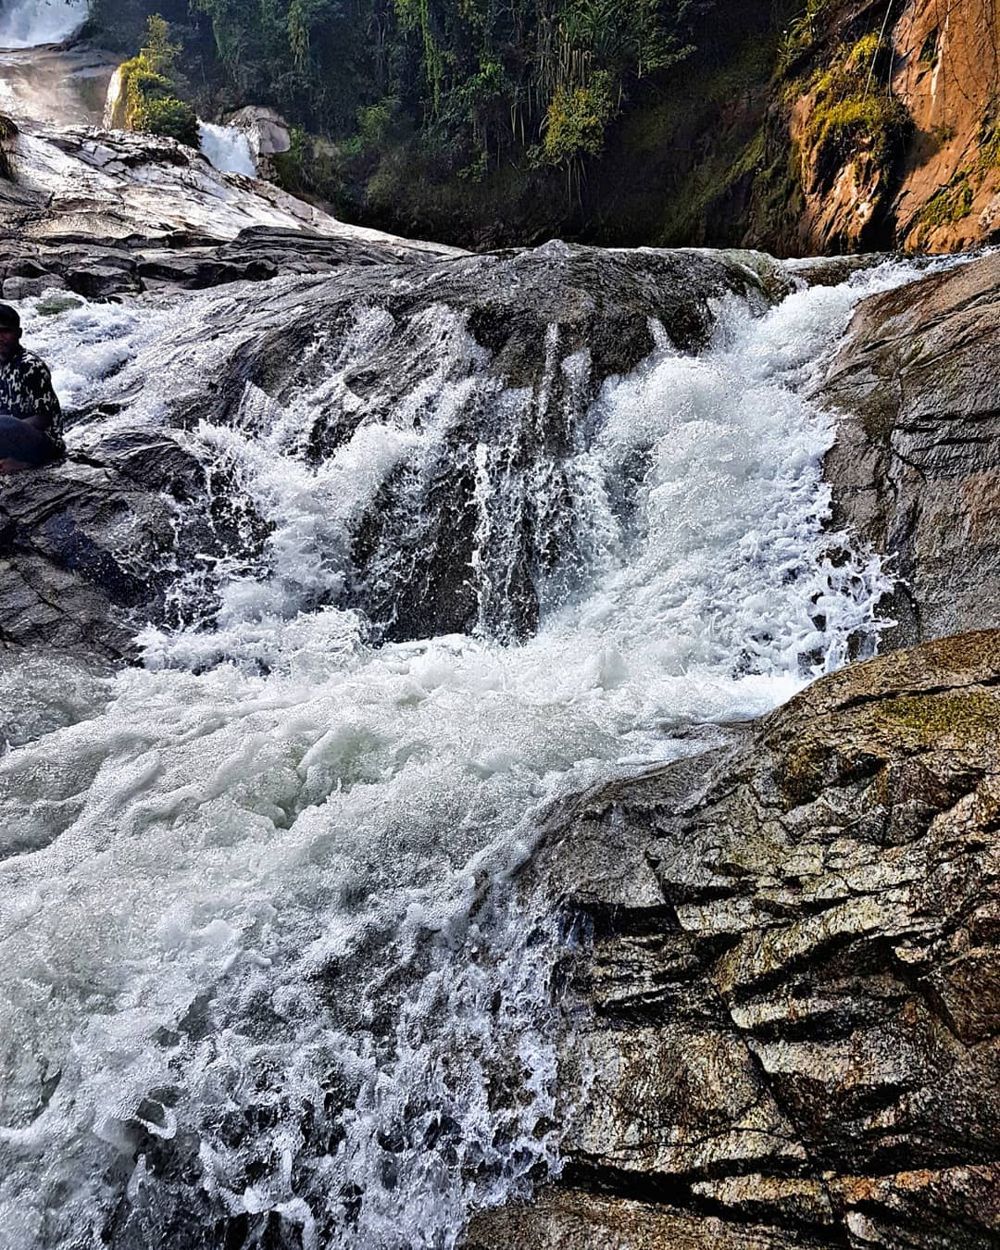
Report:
199,121,257,177
0,258,932,1248
0,0,87,48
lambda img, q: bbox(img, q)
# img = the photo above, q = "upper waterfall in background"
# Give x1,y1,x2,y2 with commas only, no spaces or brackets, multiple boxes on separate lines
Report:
198,121,257,177
0,0,87,47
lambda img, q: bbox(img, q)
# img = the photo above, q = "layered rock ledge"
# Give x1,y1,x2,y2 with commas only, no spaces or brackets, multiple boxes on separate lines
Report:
0,122,460,301
471,629,1000,1248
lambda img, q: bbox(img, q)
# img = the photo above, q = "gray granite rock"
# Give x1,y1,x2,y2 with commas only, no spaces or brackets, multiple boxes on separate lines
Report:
471,630,1000,1248
818,252,1000,650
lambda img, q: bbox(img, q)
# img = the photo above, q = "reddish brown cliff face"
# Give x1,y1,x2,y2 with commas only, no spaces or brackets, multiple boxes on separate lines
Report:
770,0,1000,255
891,0,1000,249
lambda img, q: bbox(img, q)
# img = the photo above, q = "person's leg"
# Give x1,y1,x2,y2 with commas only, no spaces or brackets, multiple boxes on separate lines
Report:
0,416,58,468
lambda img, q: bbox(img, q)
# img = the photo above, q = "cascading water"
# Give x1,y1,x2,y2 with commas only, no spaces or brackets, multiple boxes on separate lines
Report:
198,121,257,177
0,259,926,1249
0,0,87,48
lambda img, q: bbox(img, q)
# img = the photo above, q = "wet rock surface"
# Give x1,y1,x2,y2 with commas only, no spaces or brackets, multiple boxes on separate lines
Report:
0,225,435,301
819,252,1000,649
0,121,461,300
470,629,1000,1249
0,242,770,657
0,435,257,659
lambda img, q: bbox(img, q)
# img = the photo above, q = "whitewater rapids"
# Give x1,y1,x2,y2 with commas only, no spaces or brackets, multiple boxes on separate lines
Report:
0,259,928,1248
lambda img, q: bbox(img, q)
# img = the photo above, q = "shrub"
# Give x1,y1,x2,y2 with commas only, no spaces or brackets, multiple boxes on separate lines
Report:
802,34,910,178
116,16,199,148
541,71,614,166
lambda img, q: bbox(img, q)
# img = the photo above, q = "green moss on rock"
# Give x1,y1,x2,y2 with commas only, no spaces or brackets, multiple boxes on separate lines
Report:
917,175,975,235
802,35,911,179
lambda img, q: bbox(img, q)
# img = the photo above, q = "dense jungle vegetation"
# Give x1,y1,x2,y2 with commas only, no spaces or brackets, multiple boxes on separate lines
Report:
84,0,898,249
96,0,716,164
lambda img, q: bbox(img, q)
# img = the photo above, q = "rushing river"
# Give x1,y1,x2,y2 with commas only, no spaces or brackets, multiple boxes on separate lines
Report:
0,255,930,1248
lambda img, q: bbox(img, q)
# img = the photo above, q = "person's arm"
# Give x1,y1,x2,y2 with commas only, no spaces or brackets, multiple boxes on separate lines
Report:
21,358,62,436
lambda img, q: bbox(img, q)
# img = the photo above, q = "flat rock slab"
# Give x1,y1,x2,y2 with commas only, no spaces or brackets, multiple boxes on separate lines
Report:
473,629,1000,1248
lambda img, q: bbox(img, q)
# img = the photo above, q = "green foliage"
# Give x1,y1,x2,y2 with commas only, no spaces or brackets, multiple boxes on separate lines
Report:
777,0,833,74
271,124,310,190
357,96,399,151
141,12,182,74
177,0,715,177
117,16,200,146
918,28,938,66
541,70,613,165
134,89,201,143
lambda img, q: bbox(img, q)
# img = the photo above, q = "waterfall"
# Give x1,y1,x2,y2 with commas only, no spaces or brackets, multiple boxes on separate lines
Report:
0,258,926,1249
102,61,123,128
0,0,87,47
198,120,257,176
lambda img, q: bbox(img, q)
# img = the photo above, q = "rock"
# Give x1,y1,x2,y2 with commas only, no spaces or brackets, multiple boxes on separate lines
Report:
225,105,292,182
891,0,1000,252
755,0,1000,257
467,1188,820,1249
0,41,119,128
0,437,261,660
818,251,1000,649
471,630,1000,1248
0,120,462,272
160,242,770,644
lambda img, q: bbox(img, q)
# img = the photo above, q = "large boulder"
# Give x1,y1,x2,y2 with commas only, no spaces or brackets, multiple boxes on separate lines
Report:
819,252,1000,649
225,105,292,182
470,629,1000,1248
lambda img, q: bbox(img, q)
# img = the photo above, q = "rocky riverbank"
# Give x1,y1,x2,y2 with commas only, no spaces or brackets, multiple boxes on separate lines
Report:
462,249,1000,1247
471,627,1000,1248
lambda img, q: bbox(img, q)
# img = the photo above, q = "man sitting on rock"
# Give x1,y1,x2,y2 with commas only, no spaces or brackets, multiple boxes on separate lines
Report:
0,302,64,474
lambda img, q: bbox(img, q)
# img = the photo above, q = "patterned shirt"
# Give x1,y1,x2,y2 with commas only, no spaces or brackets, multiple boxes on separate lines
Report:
0,348,64,447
